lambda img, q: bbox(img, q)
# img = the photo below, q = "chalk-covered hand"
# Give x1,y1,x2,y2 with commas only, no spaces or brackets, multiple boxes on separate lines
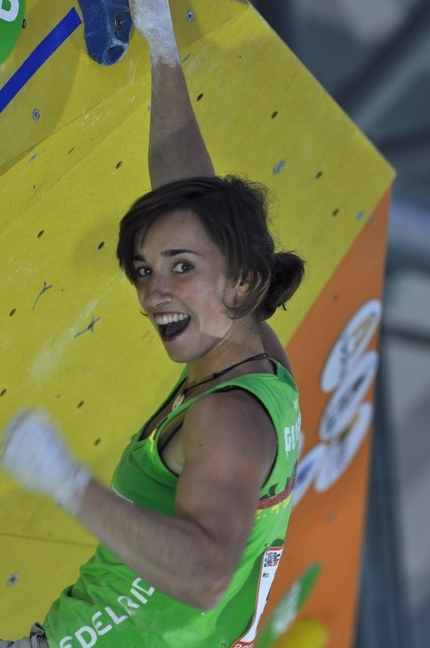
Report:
129,0,179,66
129,0,171,36
0,409,92,515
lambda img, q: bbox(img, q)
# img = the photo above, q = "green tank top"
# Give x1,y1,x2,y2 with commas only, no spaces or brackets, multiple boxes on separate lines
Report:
44,360,300,648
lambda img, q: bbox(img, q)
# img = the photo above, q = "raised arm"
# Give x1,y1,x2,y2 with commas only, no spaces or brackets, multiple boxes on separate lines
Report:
130,0,215,187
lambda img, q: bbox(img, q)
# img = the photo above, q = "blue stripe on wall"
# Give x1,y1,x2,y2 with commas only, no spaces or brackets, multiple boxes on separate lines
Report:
0,8,82,113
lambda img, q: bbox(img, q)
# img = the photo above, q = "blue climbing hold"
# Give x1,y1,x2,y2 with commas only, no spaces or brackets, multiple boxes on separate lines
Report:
77,0,133,66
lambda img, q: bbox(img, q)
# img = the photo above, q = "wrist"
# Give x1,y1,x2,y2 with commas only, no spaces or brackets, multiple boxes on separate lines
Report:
145,31,180,66
1,408,93,515
57,463,93,515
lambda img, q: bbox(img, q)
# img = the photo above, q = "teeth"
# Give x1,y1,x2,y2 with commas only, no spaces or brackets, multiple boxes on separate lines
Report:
154,313,190,326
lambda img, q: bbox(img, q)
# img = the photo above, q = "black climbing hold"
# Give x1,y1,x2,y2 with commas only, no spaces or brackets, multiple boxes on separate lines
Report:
77,0,133,66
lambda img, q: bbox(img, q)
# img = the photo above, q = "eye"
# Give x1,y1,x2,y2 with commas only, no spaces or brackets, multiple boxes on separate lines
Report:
174,261,193,274
134,266,151,278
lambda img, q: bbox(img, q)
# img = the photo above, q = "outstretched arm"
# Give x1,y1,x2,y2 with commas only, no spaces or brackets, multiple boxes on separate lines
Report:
130,0,215,187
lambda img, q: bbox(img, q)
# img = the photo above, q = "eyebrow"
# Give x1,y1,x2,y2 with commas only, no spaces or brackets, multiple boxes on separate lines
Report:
133,249,201,262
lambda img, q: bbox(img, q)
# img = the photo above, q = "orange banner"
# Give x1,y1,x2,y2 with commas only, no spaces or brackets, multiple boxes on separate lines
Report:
259,190,392,647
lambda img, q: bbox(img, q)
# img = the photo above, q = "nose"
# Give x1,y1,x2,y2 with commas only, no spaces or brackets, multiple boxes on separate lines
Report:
137,273,172,310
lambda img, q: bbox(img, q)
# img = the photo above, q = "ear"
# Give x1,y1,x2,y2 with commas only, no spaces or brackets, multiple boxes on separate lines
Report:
232,271,258,303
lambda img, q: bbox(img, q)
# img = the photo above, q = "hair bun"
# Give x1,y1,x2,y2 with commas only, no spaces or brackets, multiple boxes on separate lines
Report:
259,252,305,320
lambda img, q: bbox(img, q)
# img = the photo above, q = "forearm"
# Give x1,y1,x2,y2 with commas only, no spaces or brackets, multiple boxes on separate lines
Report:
76,478,226,609
130,0,214,187
148,60,215,186
0,410,231,609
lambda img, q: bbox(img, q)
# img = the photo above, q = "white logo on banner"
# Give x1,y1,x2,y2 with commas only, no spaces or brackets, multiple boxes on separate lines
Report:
293,299,381,507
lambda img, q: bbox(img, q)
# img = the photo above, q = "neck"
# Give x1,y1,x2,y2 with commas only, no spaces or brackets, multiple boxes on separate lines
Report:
186,339,264,385
171,350,270,411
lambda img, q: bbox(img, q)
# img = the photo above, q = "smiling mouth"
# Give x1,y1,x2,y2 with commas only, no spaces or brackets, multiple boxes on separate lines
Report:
155,314,191,341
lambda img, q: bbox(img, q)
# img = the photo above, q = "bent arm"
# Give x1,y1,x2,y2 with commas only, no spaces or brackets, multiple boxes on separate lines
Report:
1,394,275,610
75,392,275,608
130,0,214,187
76,478,225,610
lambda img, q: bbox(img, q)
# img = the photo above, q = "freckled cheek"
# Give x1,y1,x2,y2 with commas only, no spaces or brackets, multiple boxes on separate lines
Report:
194,288,232,330
191,276,225,306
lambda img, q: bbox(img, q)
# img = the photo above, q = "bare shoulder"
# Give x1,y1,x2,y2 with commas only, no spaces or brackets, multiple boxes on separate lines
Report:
181,389,277,480
260,322,294,375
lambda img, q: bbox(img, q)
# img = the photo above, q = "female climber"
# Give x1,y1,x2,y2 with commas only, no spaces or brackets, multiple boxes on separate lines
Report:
0,1,304,647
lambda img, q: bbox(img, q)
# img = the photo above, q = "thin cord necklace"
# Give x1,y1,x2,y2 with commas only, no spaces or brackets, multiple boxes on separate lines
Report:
171,352,269,411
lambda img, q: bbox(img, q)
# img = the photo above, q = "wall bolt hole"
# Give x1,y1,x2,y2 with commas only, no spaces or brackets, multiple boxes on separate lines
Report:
196,93,204,102
332,209,339,217
7,573,19,587
116,161,123,169
9,309,16,317
1,389,7,397
37,230,44,238
77,401,85,409
273,160,286,174
98,242,105,250
94,438,102,446
114,15,125,30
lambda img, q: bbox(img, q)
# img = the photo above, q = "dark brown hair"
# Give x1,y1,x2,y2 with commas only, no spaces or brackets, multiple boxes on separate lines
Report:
117,175,305,321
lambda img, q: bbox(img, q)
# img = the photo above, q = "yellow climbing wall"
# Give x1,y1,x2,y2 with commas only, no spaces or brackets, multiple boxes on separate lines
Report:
0,0,394,639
